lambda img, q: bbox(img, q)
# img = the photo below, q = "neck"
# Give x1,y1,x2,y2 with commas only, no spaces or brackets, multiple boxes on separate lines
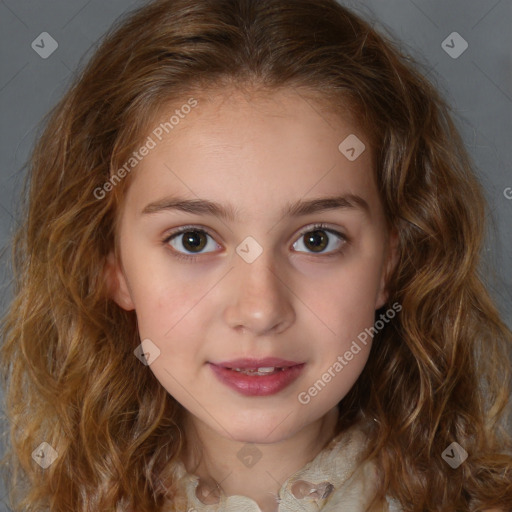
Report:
181,406,340,512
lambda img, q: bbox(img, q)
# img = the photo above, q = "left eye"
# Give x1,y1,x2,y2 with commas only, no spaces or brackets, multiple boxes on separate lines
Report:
292,226,346,254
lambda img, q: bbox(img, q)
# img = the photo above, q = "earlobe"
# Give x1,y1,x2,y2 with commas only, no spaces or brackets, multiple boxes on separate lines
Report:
375,229,399,310
104,251,136,311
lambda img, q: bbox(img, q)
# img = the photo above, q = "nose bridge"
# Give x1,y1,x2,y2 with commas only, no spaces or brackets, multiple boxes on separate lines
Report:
223,240,295,335
236,243,281,295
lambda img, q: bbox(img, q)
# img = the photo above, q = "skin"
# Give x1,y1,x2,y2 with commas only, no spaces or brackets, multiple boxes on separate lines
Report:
105,87,398,512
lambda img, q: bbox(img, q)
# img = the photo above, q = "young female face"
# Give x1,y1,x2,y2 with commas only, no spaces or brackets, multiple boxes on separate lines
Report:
107,87,396,445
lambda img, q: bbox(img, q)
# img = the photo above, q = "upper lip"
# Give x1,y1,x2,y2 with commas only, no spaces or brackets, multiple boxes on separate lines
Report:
213,357,303,369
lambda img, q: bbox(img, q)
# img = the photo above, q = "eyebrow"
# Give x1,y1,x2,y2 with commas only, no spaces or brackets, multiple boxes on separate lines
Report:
141,194,370,220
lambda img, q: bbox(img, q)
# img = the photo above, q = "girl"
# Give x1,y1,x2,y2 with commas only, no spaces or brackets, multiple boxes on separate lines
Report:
1,0,511,511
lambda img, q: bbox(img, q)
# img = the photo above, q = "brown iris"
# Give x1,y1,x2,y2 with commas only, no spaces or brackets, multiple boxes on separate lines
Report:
181,230,208,252
303,229,328,252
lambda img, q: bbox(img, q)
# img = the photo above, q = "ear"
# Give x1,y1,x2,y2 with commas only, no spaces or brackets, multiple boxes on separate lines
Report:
104,251,136,311
375,229,399,310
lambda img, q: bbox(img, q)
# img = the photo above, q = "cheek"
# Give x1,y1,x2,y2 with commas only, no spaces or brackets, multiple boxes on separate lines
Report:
122,244,212,334
135,288,206,350
130,281,217,383
293,252,384,340
136,294,206,395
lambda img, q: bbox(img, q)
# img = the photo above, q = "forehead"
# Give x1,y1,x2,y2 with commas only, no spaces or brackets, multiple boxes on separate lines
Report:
120,87,380,221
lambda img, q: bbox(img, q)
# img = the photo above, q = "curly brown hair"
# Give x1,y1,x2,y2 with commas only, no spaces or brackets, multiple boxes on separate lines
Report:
1,0,511,511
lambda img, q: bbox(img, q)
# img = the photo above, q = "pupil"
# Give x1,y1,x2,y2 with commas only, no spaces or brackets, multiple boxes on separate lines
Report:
183,231,206,252
305,230,327,252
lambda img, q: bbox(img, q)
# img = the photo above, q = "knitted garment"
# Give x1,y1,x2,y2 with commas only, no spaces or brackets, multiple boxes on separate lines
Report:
169,423,403,512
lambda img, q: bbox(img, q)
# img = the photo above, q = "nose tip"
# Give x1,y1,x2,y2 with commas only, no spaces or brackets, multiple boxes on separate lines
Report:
224,255,295,336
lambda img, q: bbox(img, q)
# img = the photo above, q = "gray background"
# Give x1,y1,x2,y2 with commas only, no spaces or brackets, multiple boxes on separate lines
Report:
0,1,511,509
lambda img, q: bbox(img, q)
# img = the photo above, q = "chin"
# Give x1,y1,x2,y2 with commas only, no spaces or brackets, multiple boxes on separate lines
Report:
223,416,303,445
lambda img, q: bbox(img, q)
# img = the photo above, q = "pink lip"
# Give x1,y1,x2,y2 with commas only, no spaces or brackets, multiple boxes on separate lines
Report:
208,362,305,396
214,357,302,370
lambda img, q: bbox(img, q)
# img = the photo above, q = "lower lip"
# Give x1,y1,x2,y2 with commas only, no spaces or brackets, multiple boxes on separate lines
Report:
208,363,305,396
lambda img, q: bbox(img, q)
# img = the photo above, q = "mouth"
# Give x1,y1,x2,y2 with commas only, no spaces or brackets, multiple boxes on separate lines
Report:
208,361,306,396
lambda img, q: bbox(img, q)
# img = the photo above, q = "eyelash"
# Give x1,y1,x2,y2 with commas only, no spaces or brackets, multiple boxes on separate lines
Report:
162,223,348,262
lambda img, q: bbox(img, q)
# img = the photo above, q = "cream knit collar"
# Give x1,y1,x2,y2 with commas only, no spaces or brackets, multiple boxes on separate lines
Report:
169,421,403,511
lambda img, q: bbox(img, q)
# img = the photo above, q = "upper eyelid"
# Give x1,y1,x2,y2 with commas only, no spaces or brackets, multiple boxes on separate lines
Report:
163,224,219,244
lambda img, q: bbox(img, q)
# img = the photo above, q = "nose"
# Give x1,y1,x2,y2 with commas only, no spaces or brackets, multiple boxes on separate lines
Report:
223,249,295,336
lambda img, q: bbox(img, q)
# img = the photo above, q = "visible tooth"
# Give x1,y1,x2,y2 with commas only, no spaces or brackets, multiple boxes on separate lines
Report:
228,366,287,375
231,367,276,372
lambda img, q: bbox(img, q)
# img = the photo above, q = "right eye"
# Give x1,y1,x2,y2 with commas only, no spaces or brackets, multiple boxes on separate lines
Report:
163,226,221,259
